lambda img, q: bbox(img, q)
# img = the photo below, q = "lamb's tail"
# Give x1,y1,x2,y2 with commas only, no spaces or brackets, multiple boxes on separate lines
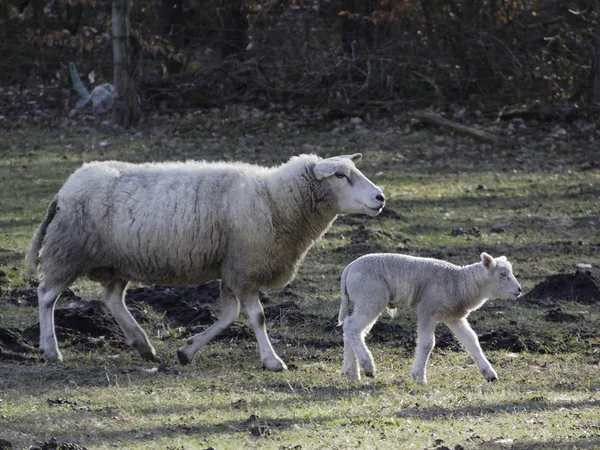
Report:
338,266,351,326
25,197,58,275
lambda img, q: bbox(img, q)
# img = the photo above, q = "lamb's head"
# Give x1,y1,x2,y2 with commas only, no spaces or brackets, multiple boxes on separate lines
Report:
480,252,522,299
313,153,385,217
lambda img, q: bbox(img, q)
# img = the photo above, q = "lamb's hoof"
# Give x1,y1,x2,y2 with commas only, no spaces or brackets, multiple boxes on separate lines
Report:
364,370,375,378
263,357,287,372
177,348,193,366
344,369,361,382
410,372,427,384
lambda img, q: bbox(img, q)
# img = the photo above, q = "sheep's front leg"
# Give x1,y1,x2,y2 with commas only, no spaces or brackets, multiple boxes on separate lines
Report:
102,280,157,361
445,317,497,382
242,294,287,371
37,281,65,361
411,314,437,383
177,285,240,365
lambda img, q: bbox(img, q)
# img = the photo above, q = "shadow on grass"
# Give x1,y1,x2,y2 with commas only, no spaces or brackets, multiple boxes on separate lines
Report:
7,395,600,449
507,438,600,450
394,397,600,420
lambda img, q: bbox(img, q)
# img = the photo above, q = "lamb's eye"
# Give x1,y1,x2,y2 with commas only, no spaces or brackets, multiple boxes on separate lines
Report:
501,272,508,278
335,173,347,179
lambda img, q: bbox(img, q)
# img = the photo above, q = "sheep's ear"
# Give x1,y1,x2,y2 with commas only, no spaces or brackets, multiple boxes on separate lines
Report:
338,153,362,163
334,153,362,164
313,160,342,180
497,255,507,262
481,252,496,270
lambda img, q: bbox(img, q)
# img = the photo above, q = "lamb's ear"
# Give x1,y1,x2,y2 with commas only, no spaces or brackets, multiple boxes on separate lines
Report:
481,252,496,270
313,160,342,180
497,256,507,262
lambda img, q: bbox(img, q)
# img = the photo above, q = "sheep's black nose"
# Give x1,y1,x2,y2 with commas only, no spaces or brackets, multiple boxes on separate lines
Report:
376,194,385,202
518,286,522,292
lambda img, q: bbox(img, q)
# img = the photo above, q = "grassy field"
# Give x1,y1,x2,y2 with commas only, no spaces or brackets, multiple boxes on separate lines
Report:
0,109,599,450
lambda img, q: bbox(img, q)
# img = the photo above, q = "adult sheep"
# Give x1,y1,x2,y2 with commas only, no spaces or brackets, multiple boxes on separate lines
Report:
26,153,385,371
338,252,521,383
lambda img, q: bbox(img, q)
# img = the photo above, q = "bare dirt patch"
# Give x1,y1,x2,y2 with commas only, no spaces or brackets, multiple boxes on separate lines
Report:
521,271,600,305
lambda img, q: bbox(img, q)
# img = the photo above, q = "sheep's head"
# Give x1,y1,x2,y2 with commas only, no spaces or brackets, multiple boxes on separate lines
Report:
313,153,385,217
481,252,522,299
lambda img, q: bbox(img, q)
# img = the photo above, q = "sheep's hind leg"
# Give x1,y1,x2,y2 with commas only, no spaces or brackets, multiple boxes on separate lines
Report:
343,313,379,378
38,281,67,361
445,317,497,382
177,285,240,365
242,293,287,371
101,279,157,361
343,329,360,381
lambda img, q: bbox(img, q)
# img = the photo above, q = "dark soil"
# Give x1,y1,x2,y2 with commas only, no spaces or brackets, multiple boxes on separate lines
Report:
544,307,581,323
2,287,81,307
521,271,600,305
28,438,87,450
0,327,36,360
22,300,128,347
264,300,308,325
125,281,221,327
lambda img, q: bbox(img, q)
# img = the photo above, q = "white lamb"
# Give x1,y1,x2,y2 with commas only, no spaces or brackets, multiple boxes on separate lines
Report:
26,153,385,370
338,252,521,383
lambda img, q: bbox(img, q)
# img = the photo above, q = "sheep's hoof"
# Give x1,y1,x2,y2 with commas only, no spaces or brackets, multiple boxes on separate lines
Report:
263,357,287,372
40,348,63,362
485,374,498,382
138,349,158,362
364,370,375,378
482,368,498,382
177,348,193,366
132,342,158,362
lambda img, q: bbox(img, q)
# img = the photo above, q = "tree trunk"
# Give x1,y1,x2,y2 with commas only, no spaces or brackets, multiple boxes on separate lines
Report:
112,0,139,128
217,0,248,59
590,21,600,109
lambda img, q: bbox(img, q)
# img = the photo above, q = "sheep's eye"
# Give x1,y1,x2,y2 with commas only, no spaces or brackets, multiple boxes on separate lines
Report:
335,173,347,179
500,272,508,278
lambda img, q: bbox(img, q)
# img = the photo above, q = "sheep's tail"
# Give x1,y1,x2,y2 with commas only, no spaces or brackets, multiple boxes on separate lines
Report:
338,266,351,326
26,197,58,275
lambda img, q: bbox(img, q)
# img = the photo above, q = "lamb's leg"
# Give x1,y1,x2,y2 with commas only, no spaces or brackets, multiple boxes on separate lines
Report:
38,281,65,361
445,317,498,382
177,285,240,365
342,313,379,378
101,279,157,361
342,329,360,381
242,294,287,371
411,314,437,383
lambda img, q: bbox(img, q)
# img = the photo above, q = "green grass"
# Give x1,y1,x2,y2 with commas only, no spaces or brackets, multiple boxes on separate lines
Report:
0,112,599,449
